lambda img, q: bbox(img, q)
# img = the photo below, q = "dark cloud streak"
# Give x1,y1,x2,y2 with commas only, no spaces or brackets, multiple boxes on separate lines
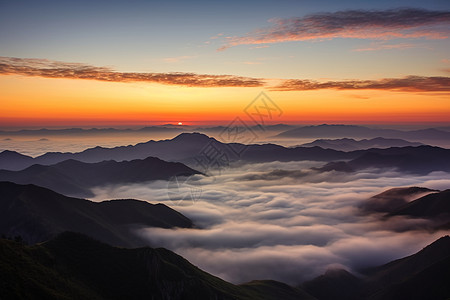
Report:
219,8,450,50
0,57,264,88
1,56,449,92
271,76,450,92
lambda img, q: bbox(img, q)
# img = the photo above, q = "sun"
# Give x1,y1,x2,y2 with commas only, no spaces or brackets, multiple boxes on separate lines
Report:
177,122,183,125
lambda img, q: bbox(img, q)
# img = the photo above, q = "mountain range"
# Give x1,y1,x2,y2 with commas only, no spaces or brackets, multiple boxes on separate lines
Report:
299,137,422,151
2,133,450,174
314,146,450,174
0,156,201,197
0,181,193,247
276,124,450,142
1,181,449,299
1,231,448,299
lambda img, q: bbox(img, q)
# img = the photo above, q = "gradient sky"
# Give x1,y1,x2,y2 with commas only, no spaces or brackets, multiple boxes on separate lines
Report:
0,0,449,127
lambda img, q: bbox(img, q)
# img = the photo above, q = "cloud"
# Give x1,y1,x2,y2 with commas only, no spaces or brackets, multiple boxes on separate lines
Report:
219,8,450,50
0,56,264,88
1,56,448,93
271,76,450,92
89,161,450,285
352,42,427,52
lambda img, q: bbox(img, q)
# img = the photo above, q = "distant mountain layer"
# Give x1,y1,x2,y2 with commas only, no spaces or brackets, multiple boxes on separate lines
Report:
0,126,185,136
0,156,201,197
2,133,450,173
314,146,450,174
276,124,450,141
0,132,349,170
0,182,193,247
0,232,316,300
302,236,450,300
300,137,423,151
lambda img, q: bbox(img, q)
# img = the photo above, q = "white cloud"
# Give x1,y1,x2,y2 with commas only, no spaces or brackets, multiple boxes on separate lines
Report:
90,161,450,285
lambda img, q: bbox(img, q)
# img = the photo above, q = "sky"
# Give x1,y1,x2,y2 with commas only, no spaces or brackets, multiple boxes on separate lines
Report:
0,0,449,127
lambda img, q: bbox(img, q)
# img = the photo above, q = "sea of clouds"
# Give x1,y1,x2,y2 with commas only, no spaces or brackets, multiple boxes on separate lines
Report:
90,161,450,285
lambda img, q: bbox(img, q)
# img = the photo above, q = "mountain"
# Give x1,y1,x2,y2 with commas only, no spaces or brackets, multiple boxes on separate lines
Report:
0,182,193,247
302,269,363,300
0,156,201,197
299,137,422,151
359,187,437,213
0,126,185,136
0,150,35,171
315,146,450,174
276,124,450,142
362,235,450,300
301,236,450,300
389,189,450,219
0,133,351,171
0,232,316,300
2,133,450,174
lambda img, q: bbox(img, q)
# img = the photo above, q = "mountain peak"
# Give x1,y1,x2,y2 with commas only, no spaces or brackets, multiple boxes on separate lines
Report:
172,132,214,142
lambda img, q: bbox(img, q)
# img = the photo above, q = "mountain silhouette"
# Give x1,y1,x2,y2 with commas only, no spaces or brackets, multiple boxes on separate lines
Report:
0,156,201,197
389,189,450,219
302,269,362,300
315,146,450,175
300,137,422,151
2,134,450,176
0,182,193,247
0,150,35,171
359,187,437,213
0,231,316,300
276,124,450,142
302,236,450,300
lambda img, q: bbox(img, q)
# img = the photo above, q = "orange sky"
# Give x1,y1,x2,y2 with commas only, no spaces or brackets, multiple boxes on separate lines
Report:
1,74,449,127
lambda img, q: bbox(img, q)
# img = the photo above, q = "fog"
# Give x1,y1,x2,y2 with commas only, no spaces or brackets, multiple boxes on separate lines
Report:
90,161,450,285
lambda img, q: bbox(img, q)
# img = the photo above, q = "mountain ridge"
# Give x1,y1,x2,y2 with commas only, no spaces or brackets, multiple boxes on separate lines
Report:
0,181,193,247
0,156,201,197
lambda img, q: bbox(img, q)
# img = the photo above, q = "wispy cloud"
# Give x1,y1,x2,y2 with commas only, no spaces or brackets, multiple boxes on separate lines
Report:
353,42,427,52
1,56,448,93
219,8,450,50
271,76,450,92
0,56,264,88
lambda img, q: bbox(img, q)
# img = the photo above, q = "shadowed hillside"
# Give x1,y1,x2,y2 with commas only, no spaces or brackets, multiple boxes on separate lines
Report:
0,232,316,300
0,182,193,247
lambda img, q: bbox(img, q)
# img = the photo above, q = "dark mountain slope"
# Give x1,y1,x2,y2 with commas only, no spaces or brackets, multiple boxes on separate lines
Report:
300,236,450,300
389,189,450,219
0,182,192,247
0,156,201,197
0,232,316,300
362,236,450,299
359,187,437,213
302,269,363,300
